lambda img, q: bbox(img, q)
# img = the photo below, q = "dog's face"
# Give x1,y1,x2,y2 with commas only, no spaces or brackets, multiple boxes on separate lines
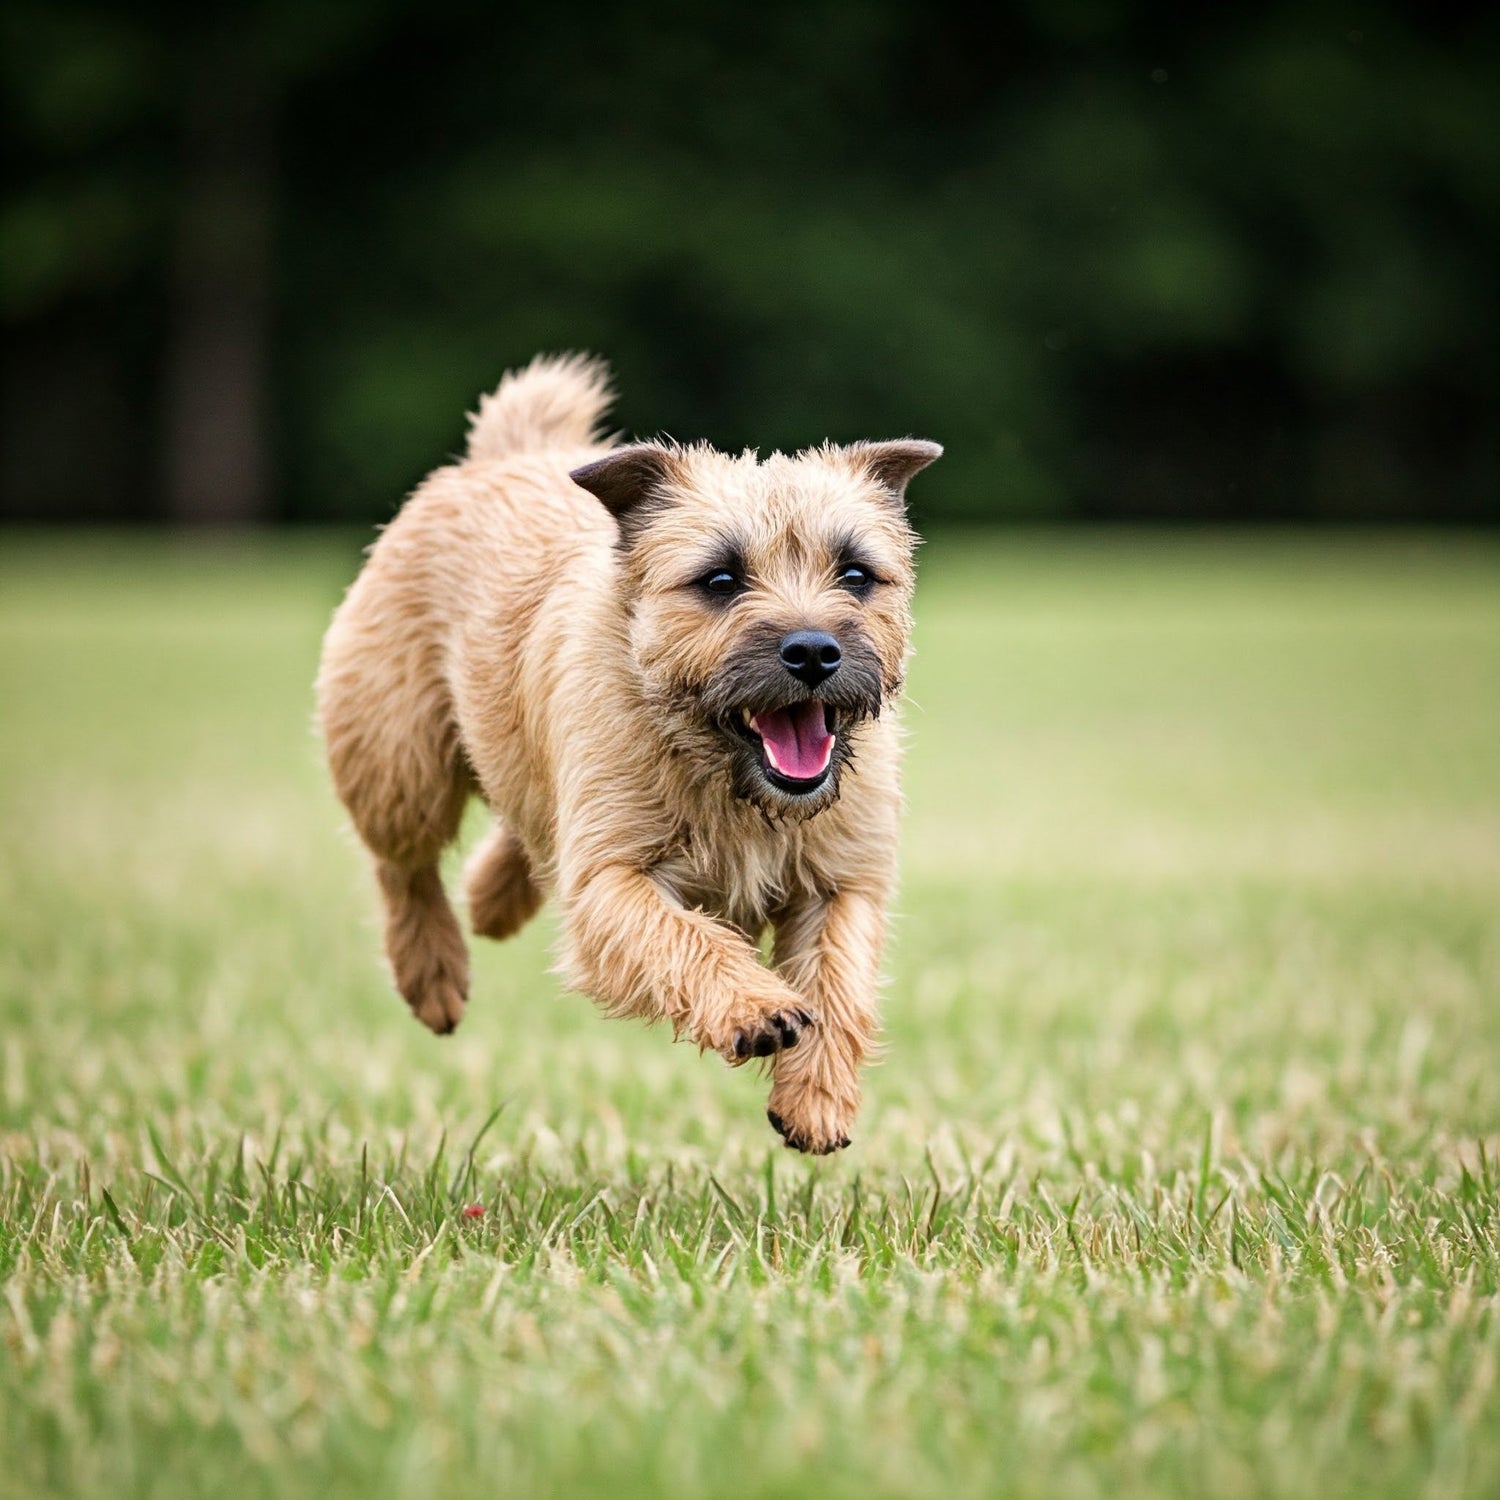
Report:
571,439,939,817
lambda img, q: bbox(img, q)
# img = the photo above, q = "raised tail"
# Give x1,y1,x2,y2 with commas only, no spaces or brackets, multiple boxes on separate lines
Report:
464,352,615,462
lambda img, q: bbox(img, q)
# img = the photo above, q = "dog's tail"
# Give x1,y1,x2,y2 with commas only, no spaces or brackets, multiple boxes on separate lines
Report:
464,352,615,462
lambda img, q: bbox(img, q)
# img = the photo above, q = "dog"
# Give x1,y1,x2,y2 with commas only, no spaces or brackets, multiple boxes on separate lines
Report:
316,354,940,1152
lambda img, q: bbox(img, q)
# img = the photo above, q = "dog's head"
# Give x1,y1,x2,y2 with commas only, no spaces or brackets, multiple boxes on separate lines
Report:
570,438,940,817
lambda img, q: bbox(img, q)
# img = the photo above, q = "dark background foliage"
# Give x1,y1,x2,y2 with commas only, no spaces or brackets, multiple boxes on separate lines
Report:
2,0,1496,527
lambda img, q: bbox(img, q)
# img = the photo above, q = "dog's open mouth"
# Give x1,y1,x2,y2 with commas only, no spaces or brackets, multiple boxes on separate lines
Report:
731,702,836,794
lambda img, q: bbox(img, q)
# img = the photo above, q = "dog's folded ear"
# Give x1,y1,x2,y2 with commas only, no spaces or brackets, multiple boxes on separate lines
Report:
848,439,943,502
569,444,675,519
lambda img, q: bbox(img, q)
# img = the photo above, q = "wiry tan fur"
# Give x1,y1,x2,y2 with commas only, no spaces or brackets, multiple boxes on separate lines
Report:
316,352,940,1152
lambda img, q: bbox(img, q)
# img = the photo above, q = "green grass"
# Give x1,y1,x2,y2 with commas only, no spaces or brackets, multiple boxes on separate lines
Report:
1,530,1497,1500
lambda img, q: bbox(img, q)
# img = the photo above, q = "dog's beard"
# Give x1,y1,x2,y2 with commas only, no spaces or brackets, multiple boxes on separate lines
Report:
647,629,889,819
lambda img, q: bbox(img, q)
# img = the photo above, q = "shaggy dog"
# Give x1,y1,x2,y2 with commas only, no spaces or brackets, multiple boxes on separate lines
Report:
316,354,940,1152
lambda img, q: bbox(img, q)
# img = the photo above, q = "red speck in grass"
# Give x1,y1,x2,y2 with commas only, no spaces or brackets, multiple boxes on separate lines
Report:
462,1203,485,1219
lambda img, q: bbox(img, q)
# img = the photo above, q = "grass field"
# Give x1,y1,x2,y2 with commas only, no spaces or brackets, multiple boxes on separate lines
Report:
1,531,1497,1500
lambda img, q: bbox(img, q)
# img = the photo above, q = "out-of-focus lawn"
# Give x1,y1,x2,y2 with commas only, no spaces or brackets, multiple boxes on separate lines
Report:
1,531,1497,1500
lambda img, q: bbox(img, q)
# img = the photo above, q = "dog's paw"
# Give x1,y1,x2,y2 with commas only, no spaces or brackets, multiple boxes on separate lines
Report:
711,1008,810,1068
729,1006,816,1062
465,829,543,943
409,979,466,1035
391,923,470,1036
766,1108,851,1155
703,996,816,1066
764,1083,855,1155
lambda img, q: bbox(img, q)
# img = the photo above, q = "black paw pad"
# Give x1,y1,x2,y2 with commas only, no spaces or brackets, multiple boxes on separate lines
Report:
735,1009,813,1062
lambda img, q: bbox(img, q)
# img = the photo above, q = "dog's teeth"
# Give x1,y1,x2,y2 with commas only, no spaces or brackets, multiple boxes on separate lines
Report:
741,708,754,727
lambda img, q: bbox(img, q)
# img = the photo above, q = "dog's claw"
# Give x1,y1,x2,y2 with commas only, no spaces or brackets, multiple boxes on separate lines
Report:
766,1106,851,1155
734,1032,750,1059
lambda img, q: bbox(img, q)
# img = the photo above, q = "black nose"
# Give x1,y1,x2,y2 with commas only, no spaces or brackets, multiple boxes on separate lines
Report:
779,630,842,687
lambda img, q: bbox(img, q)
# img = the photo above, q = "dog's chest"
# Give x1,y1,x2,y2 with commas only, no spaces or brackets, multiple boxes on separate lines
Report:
652,820,811,936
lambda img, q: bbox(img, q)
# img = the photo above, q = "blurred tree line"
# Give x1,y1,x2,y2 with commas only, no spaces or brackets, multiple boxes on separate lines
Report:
2,0,1496,526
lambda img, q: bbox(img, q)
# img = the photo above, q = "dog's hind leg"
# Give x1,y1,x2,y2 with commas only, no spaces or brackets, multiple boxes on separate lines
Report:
375,857,470,1033
359,768,471,1033
465,823,543,941
319,625,474,1034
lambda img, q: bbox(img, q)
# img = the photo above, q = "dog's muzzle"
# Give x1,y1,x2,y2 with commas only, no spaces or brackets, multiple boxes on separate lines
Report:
702,629,885,801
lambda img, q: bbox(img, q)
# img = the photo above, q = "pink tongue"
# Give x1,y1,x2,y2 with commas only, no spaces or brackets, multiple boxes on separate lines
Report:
752,701,834,780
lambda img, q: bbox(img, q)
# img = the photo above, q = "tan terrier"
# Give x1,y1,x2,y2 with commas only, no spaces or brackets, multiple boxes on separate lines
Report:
316,354,940,1152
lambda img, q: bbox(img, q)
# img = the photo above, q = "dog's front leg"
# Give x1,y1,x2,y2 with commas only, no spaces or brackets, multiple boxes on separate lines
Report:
561,865,815,1063
765,887,887,1153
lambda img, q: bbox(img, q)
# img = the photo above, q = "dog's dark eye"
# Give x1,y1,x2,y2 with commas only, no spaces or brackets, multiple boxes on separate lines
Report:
702,570,742,596
838,564,873,591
